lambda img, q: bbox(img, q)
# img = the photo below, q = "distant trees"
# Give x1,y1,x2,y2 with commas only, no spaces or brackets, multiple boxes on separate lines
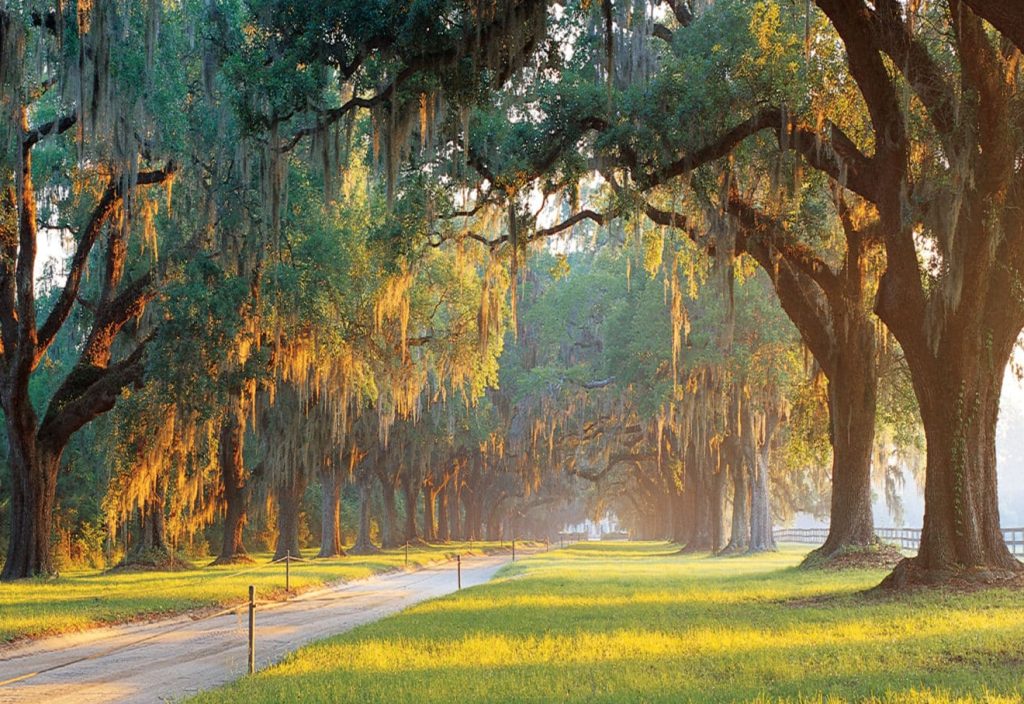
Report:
485,239,810,553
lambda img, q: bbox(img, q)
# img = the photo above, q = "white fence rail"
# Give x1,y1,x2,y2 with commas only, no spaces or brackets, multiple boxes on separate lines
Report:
774,527,1024,556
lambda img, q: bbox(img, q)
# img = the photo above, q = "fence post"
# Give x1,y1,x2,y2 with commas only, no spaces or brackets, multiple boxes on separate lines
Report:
248,585,256,675
405,542,408,567
285,551,290,593
457,554,461,590
512,538,516,562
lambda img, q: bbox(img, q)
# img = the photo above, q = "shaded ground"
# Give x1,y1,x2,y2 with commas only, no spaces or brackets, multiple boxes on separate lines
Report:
0,553,512,703
191,543,1024,704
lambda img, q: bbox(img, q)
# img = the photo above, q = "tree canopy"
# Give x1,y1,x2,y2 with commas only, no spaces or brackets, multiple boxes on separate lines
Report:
1,0,1020,589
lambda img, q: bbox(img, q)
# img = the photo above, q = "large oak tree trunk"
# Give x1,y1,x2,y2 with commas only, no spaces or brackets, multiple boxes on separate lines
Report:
710,460,727,552
214,403,249,565
273,474,306,561
485,506,501,541
1,412,61,579
423,486,437,542
748,448,776,553
462,491,480,541
807,324,878,562
349,475,379,554
883,339,1020,585
684,455,714,552
0,90,171,582
875,195,1024,584
402,476,421,545
379,479,400,548
126,474,170,564
745,402,778,554
733,204,881,565
724,455,750,553
437,486,450,542
317,463,345,558
448,478,462,540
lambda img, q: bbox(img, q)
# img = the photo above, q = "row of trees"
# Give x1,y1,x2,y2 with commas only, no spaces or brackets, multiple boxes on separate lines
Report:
0,0,555,578
449,0,1024,584
2,0,1021,588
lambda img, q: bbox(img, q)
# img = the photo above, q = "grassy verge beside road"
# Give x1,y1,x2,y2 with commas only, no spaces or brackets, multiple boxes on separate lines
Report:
0,542,518,642
192,542,1024,704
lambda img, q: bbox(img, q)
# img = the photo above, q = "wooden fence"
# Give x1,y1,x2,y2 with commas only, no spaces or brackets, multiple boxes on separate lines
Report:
773,527,1024,556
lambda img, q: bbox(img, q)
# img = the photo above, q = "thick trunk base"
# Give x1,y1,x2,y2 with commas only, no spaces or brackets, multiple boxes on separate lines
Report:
348,541,381,555
879,556,1023,590
350,477,379,555
215,402,250,567
803,539,904,570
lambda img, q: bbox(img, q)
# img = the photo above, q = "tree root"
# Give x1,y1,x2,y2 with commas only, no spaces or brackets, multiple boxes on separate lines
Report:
801,539,904,570
876,556,1024,592
209,553,255,567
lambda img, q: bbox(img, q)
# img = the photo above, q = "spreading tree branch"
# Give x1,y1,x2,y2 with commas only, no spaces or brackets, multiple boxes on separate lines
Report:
36,162,178,363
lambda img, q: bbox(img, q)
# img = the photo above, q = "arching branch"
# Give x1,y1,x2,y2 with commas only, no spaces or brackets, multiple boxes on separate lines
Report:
36,163,177,363
640,107,877,203
959,0,1024,52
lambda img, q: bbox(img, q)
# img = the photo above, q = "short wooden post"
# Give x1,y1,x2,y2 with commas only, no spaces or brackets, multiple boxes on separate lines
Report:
457,554,461,590
405,542,409,567
285,551,290,592
247,585,256,674
512,538,516,562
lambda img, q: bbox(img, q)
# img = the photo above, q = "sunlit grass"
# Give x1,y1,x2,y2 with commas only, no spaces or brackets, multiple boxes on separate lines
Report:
190,542,1024,704
0,542,510,642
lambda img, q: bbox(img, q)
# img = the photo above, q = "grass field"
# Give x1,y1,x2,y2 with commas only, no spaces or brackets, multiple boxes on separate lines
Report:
0,542,512,642
191,542,1024,704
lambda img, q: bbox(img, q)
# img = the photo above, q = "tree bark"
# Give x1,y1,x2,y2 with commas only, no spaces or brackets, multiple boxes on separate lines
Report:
747,405,779,554
401,474,421,545
724,454,750,553
437,484,451,542
0,129,171,579
748,446,776,552
349,474,379,554
726,198,881,564
449,472,462,540
213,402,249,565
710,457,727,552
874,190,1024,583
422,484,437,542
807,326,878,562
684,441,714,552
378,477,400,548
273,474,306,561
1,413,60,579
881,329,1021,584
126,474,170,564
317,462,345,558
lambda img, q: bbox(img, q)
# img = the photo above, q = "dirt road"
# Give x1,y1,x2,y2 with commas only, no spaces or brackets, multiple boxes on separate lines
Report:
0,553,510,703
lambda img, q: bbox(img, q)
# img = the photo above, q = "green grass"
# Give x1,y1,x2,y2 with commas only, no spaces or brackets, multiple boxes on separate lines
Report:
0,542,512,642
191,542,1024,704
